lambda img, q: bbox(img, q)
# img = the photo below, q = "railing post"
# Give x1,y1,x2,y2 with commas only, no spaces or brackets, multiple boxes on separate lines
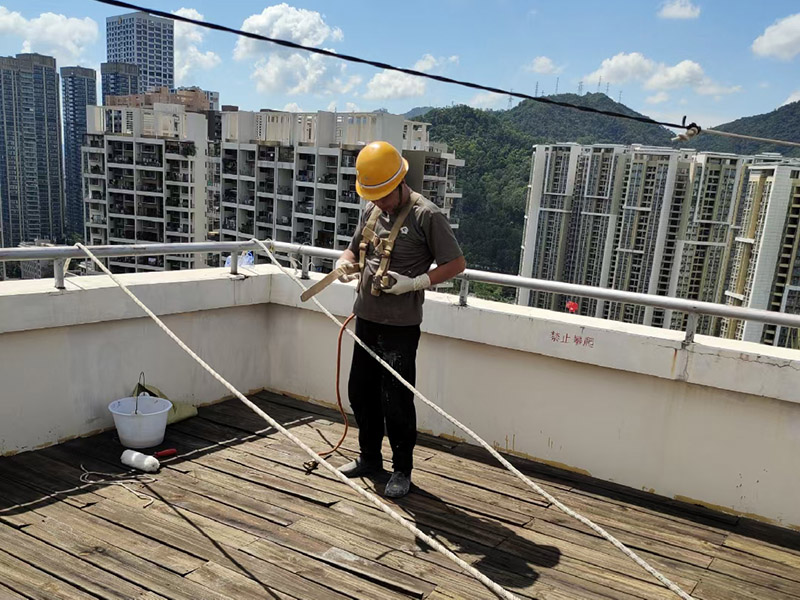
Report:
459,278,469,306
230,251,239,275
54,259,65,290
301,253,310,280
683,312,697,345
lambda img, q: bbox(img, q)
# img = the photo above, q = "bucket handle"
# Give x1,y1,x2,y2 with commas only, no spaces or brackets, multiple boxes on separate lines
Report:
135,371,146,414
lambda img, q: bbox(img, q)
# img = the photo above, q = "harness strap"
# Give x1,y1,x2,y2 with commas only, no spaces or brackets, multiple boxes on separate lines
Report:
301,192,419,302
371,193,419,296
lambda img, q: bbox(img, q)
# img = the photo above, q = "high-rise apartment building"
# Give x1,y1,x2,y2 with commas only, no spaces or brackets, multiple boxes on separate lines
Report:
214,110,463,273
101,62,139,101
519,143,759,335
0,54,64,253
62,66,97,239
82,103,207,272
720,160,800,347
518,143,628,316
106,11,173,92
665,152,750,333
605,147,695,328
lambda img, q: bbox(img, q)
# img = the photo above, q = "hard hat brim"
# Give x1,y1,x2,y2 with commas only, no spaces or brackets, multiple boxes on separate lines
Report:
356,158,409,201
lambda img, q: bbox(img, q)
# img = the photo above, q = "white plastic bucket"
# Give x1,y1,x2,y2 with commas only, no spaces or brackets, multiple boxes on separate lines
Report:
108,395,173,448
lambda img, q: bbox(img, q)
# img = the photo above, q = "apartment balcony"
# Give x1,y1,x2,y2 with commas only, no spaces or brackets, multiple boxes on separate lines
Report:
107,154,134,165
136,230,164,243
165,222,190,235
85,216,107,226
222,218,236,231
222,160,237,176
258,181,275,194
296,170,315,184
164,171,190,183
108,228,135,239
137,182,163,194
239,221,254,236
315,206,336,219
239,196,256,207
239,166,255,178
108,204,135,216
136,156,163,168
108,179,134,191
2,257,800,600
340,191,360,205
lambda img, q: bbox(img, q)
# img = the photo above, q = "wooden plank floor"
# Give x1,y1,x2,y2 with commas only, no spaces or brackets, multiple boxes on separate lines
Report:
2,390,800,599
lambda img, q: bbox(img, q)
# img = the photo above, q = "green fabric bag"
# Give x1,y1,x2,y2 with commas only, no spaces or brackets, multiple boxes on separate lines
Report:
132,372,198,425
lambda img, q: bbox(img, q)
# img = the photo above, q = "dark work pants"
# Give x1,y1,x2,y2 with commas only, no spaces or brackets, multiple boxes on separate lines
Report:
348,317,421,476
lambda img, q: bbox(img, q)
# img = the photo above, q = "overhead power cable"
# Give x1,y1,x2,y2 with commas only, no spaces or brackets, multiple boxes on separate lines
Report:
94,0,800,150
95,0,688,129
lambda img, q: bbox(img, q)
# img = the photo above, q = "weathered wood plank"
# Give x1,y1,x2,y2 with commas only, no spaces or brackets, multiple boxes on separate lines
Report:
0,525,155,599
241,538,417,600
30,500,205,576
708,556,800,597
250,517,435,598
185,560,300,600
528,516,715,569
713,543,800,584
0,548,97,600
85,498,255,574
20,517,231,600
0,583,28,600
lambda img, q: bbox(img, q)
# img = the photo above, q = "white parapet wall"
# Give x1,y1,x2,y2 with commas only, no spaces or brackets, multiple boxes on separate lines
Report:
2,265,800,528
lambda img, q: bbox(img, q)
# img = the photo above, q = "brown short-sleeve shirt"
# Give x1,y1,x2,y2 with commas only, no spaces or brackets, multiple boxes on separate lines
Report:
347,193,463,326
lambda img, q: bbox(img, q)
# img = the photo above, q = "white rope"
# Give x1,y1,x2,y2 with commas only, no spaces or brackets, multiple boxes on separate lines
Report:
703,128,800,149
74,243,518,600
79,464,157,508
251,238,696,600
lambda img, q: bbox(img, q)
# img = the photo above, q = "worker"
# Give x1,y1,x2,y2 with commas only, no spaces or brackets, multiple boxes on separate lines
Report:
335,141,466,498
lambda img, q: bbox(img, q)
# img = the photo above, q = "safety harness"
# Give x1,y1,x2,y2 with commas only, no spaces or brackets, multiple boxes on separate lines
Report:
300,192,419,302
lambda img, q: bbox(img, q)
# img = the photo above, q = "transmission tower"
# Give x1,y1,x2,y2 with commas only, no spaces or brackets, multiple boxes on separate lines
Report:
578,80,583,95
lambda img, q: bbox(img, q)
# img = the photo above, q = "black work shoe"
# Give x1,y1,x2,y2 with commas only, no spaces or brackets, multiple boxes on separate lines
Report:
338,457,383,478
384,471,411,498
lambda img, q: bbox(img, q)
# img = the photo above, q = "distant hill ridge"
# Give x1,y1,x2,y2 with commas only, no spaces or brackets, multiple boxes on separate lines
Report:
414,93,800,274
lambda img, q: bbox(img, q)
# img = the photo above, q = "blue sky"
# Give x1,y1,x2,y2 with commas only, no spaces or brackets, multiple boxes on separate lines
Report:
1,1,799,127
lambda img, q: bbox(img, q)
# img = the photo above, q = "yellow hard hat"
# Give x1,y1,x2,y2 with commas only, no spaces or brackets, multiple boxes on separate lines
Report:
355,141,409,201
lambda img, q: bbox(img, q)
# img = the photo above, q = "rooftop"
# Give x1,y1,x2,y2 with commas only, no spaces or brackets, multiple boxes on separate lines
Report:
2,390,799,600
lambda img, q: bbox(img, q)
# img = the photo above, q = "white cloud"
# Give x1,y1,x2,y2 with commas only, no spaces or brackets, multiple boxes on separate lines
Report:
644,59,707,91
363,52,451,101
345,102,359,112
759,81,770,89
363,70,425,101
585,52,740,97
467,91,505,109
752,13,800,60
645,92,669,104
525,56,563,75
0,6,98,66
235,4,351,96
584,52,656,84
413,53,458,72
172,8,221,84
782,90,800,106
283,102,303,112
658,0,700,19
234,4,342,60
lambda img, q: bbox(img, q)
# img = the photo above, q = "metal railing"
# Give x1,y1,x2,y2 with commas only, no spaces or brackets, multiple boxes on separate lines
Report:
2,241,800,341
